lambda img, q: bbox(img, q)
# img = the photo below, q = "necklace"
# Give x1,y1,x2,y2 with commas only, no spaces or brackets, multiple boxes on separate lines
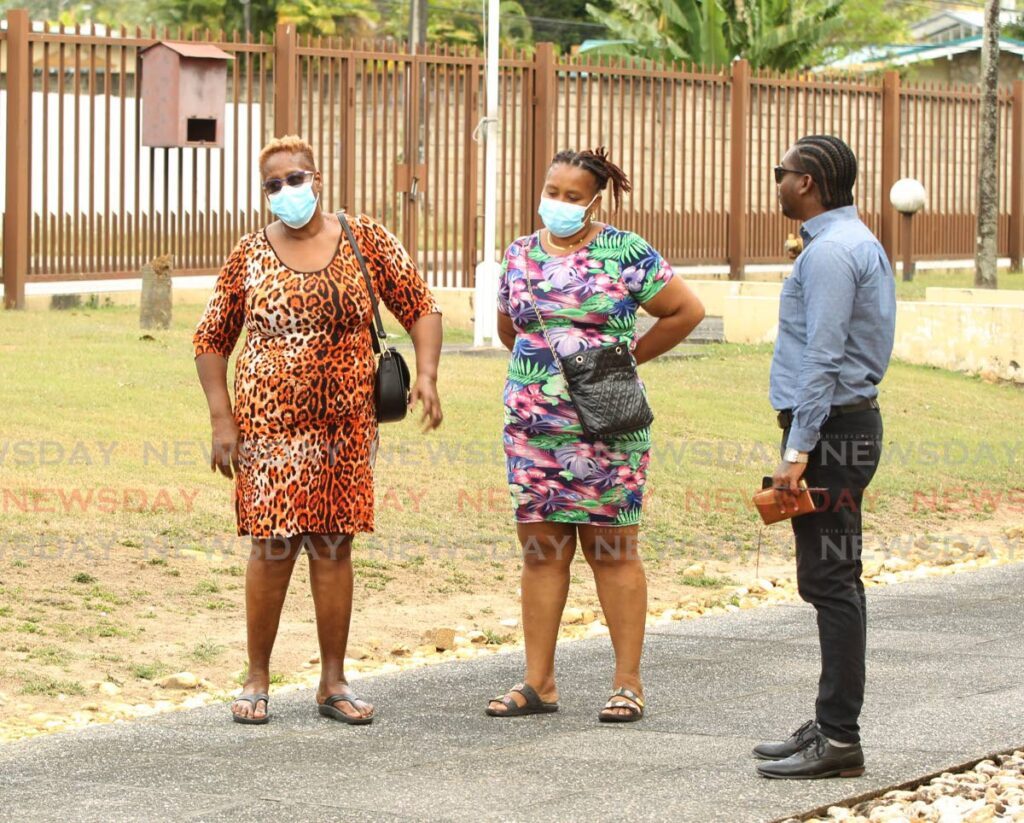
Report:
545,225,592,253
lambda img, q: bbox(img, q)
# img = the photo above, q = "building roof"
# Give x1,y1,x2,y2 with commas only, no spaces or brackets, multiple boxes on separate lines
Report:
823,35,1024,71
910,10,1021,40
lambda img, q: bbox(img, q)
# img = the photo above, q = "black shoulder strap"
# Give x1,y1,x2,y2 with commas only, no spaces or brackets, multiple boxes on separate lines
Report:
338,211,387,356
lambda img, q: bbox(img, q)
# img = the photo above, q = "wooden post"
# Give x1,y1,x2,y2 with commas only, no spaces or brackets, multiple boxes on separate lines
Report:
901,212,915,281
4,9,31,309
1010,79,1024,272
529,42,556,233
340,57,357,213
728,59,750,281
273,23,299,137
401,57,424,261
880,71,901,270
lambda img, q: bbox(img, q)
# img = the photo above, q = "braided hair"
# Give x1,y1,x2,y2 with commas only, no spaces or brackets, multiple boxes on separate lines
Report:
550,147,632,209
794,135,858,210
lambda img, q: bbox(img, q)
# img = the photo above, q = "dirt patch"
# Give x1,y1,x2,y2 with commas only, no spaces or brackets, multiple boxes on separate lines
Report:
1,515,1019,742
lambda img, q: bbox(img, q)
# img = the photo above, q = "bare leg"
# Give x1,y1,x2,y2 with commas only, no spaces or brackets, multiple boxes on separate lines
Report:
232,535,302,720
488,522,576,713
306,533,372,720
579,525,646,718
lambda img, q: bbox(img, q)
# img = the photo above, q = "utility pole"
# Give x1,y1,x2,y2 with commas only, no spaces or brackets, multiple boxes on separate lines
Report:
976,0,1000,288
474,0,502,347
408,0,427,49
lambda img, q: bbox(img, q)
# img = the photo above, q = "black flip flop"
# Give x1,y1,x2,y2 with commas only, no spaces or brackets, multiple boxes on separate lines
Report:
231,693,270,725
485,683,559,717
598,687,644,723
318,692,374,725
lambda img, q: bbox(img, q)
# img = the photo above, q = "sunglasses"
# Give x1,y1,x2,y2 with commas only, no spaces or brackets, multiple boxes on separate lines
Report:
262,170,315,195
773,165,807,185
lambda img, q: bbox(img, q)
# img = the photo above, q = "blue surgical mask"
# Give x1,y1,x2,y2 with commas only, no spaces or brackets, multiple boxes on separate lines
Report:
268,181,319,229
538,194,597,238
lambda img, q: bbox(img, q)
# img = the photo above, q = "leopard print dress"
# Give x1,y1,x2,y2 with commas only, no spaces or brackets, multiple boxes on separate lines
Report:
193,213,440,539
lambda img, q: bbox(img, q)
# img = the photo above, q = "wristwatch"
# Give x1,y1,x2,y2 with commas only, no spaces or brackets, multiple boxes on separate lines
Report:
783,448,809,464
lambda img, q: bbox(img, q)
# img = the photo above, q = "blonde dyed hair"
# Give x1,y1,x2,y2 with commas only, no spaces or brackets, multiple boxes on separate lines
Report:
259,135,316,174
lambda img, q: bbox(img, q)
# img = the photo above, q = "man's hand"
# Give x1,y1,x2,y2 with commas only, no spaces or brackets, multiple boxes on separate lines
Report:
772,459,807,511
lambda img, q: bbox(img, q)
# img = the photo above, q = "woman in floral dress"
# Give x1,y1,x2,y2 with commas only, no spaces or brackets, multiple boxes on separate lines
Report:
487,148,705,722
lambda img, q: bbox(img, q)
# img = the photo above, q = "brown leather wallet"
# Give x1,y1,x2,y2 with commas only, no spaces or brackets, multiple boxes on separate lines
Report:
753,483,827,525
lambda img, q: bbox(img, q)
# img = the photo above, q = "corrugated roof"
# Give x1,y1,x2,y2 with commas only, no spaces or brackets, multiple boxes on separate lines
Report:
140,42,233,60
823,35,1024,71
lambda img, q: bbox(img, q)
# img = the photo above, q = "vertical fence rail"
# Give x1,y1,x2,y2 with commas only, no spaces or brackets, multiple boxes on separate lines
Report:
3,18,1024,299
3,9,30,306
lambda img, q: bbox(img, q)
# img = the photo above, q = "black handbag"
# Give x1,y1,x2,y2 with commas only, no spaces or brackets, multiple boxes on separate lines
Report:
338,212,411,423
524,273,653,440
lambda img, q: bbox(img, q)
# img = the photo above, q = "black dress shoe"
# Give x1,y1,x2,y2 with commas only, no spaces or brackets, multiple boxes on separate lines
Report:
756,733,865,780
752,719,819,760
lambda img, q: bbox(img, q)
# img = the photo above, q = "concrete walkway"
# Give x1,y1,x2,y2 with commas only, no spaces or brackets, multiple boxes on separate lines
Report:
2,564,1021,823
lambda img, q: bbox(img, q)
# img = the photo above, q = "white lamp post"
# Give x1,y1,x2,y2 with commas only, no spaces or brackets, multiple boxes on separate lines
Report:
473,0,502,347
889,178,926,282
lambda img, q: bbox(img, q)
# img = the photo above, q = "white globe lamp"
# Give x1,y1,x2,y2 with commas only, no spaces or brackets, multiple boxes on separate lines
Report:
889,178,926,281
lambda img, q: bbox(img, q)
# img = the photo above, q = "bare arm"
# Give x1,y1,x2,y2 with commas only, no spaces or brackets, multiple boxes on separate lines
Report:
408,312,443,431
194,353,240,478
497,312,516,352
632,278,705,365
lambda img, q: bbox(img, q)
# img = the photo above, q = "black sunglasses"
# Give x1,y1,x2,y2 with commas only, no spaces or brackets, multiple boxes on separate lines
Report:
262,170,315,195
774,165,807,185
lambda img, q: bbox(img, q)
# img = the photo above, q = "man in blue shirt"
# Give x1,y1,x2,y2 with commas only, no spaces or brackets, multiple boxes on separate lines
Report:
754,135,896,780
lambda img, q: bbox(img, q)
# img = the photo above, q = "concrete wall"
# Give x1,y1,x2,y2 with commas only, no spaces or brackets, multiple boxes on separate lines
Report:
722,296,780,344
27,282,478,332
721,293,1024,382
683,280,783,317
925,287,1024,307
894,301,1024,382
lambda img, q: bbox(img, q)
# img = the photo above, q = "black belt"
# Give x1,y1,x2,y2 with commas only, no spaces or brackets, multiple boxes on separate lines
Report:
776,397,879,430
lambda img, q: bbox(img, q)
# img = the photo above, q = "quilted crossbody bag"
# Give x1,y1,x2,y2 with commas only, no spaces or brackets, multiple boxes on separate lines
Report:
338,212,410,423
523,272,653,440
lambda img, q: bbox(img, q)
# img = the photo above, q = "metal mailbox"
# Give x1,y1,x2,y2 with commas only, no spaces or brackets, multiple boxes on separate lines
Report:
139,42,233,148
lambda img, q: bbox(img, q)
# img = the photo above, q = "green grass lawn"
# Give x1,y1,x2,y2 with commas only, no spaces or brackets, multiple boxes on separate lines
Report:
0,301,1020,725
1,303,1020,565
894,267,1024,301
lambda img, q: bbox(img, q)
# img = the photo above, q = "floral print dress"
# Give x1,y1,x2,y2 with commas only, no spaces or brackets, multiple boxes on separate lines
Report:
498,226,674,527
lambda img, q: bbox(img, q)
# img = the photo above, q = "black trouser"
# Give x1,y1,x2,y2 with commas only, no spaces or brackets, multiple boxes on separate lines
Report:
782,409,883,745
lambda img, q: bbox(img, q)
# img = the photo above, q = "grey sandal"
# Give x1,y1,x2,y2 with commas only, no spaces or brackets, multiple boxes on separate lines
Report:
598,687,644,723
485,683,559,717
318,692,374,725
231,693,270,725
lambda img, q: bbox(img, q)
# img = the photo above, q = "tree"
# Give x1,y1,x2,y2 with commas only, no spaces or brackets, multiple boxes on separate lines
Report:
586,0,730,66
723,0,844,71
976,0,999,288
817,0,924,63
519,0,611,52
585,0,845,70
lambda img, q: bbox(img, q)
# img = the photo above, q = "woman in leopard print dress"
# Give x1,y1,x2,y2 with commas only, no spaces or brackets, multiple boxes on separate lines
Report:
193,135,443,726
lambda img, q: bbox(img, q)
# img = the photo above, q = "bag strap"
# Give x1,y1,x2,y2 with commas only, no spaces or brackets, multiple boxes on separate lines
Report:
337,211,388,358
521,261,570,385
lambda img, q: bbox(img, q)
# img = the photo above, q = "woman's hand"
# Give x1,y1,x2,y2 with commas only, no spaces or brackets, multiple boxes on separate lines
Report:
409,375,443,432
633,278,706,365
210,414,241,479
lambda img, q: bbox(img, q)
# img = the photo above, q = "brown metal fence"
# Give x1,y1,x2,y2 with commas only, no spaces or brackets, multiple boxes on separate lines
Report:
3,8,1024,309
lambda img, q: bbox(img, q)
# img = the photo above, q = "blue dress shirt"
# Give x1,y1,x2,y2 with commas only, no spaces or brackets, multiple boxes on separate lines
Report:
769,206,896,452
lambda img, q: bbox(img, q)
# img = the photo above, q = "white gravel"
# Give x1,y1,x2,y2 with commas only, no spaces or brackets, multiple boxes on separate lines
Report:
785,750,1024,822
